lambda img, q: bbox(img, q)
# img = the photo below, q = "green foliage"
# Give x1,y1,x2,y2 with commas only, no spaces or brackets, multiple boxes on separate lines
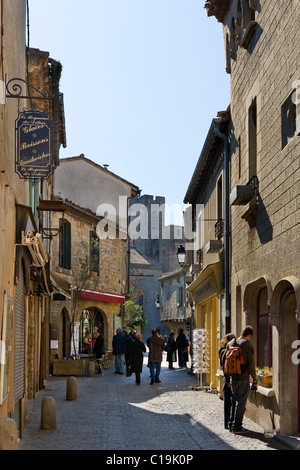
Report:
124,287,145,331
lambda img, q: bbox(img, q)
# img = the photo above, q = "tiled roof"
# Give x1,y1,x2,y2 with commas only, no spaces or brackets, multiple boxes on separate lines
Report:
130,247,161,267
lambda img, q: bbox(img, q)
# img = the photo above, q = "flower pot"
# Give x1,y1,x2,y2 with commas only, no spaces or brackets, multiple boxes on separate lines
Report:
257,374,272,388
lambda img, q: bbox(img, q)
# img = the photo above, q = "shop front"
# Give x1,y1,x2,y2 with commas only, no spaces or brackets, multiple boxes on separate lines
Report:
51,287,125,372
241,275,300,435
188,262,224,389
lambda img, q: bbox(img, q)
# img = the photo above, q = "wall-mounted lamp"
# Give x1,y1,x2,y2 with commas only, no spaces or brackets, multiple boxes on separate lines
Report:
176,243,186,267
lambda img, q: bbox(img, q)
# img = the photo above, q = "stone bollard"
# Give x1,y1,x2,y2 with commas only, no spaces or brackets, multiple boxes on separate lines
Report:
0,418,18,450
41,397,56,430
88,361,95,377
66,376,77,401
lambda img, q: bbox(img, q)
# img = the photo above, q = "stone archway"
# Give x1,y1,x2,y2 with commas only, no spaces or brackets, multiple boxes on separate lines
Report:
79,307,107,354
271,277,300,434
243,276,273,357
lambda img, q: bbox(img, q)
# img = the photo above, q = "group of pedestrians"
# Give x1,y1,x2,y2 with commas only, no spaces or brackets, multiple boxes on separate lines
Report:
112,327,190,385
219,325,258,435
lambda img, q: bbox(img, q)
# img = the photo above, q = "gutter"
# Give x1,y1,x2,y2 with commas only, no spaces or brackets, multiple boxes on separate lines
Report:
213,118,231,331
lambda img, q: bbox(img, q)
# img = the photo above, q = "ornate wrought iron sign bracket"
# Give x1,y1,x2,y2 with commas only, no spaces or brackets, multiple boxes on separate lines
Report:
5,75,55,102
4,75,55,181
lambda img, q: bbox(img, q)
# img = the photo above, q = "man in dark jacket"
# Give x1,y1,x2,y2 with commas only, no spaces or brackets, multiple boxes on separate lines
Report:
147,329,165,384
227,325,258,434
176,329,189,368
112,328,127,374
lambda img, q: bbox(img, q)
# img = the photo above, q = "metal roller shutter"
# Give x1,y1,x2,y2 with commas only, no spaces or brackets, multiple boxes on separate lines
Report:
14,263,25,402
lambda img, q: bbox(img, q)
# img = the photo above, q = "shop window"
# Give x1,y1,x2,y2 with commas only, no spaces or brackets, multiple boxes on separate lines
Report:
59,219,71,270
282,91,297,148
257,287,272,368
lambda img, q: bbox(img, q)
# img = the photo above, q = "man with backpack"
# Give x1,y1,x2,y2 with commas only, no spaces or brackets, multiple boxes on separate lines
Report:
225,325,258,434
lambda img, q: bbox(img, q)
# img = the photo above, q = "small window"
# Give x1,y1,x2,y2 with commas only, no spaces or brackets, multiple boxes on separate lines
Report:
282,92,297,148
59,219,71,269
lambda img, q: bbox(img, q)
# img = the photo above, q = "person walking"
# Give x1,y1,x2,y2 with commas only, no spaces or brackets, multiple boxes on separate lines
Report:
112,328,127,374
94,330,105,374
227,325,258,434
129,325,137,339
147,329,165,384
122,329,133,377
176,328,189,368
166,332,177,369
219,333,236,429
131,334,146,384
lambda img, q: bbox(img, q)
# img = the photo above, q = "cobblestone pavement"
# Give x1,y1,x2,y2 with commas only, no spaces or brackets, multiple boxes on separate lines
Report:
19,354,287,452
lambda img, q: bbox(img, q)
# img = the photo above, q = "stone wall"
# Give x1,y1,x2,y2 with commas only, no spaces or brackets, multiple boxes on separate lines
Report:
50,208,127,356
227,0,300,330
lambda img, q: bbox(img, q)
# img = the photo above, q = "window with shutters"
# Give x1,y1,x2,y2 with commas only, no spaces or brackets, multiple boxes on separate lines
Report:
59,219,71,270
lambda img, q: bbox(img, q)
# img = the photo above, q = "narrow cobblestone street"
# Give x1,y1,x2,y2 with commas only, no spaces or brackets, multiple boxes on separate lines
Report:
19,354,287,452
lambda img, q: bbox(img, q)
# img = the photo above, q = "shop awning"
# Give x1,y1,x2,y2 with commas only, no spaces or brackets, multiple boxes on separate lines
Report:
50,271,72,299
79,289,125,305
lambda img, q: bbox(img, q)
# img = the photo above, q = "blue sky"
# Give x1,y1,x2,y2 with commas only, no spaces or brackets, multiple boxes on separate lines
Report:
28,0,230,219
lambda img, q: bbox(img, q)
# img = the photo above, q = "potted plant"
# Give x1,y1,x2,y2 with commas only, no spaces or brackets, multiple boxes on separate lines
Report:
256,367,273,387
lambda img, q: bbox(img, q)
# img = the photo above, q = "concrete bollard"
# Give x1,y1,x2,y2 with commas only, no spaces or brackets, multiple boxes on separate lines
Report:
66,376,77,401
0,418,19,450
88,361,95,377
41,396,56,430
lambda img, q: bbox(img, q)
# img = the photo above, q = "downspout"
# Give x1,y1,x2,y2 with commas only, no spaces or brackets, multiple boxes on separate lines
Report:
213,118,231,332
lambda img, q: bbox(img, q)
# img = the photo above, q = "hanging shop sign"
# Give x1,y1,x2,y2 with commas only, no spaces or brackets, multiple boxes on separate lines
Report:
15,111,53,180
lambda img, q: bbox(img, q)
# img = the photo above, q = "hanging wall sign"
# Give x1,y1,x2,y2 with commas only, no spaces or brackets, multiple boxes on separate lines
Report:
15,111,53,180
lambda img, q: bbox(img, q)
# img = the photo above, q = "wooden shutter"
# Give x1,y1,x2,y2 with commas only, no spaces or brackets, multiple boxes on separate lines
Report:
59,220,71,269
64,222,71,269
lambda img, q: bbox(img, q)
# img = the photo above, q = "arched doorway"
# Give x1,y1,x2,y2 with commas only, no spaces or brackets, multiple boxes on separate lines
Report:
271,278,300,434
58,308,71,359
79,307,105,354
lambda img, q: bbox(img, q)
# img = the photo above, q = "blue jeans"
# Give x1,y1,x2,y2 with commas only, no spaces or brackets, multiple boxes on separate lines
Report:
149,362,161,381
114,354,125,373
229,378,250,430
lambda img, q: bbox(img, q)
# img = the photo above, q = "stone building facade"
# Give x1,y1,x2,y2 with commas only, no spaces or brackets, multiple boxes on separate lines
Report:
184,111,230,389
42,159,139,363
0,1,66,443
205,0,300,434
130,246,166,340
159,268,192,341
44,197,128,363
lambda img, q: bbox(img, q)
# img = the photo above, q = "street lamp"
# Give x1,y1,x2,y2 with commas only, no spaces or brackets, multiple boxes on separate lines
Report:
176,243,186,267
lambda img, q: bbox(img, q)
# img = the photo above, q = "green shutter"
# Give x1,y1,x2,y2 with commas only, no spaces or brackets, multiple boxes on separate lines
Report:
59,219,63,267
64,222,71,270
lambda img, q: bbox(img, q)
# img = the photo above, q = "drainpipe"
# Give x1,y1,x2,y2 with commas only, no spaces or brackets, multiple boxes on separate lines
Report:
213,118,231,332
